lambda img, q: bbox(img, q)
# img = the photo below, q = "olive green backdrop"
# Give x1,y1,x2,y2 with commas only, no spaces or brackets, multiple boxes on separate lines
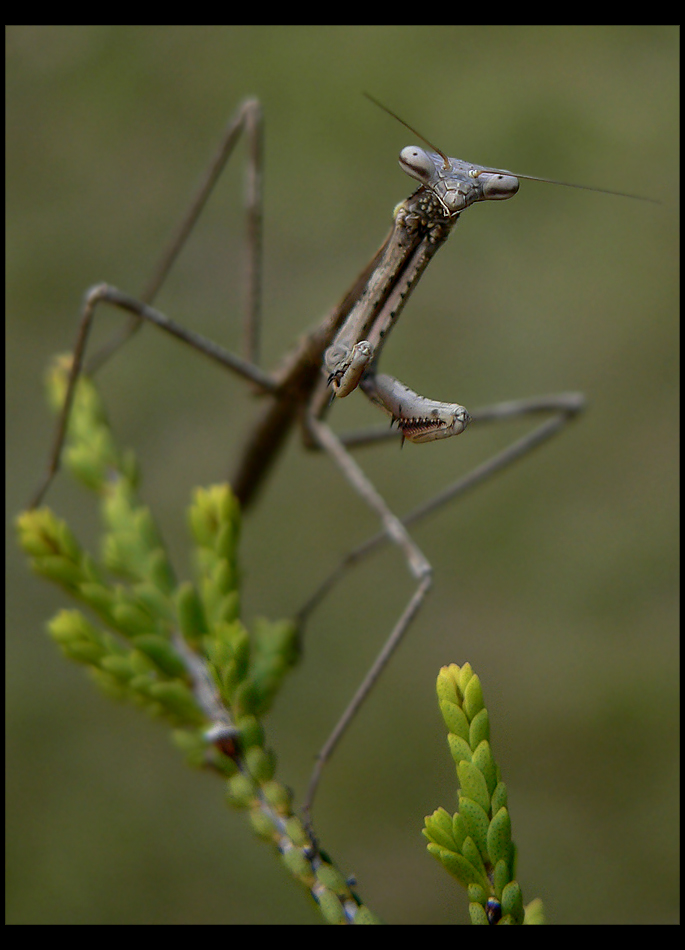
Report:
7,26,678,924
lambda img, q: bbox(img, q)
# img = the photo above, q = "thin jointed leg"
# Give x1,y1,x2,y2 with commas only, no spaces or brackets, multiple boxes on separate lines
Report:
303,415,434,816
29,283,277,509
297,392,584,636
86,99,264,375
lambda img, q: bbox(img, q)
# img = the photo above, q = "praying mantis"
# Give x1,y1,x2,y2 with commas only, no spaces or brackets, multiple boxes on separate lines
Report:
28,95,656,821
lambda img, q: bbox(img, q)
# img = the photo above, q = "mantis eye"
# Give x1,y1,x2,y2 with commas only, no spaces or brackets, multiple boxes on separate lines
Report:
482,173,520,200
399,146,435,184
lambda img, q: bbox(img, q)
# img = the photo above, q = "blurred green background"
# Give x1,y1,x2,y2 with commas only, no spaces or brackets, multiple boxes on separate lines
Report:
7,26,678,924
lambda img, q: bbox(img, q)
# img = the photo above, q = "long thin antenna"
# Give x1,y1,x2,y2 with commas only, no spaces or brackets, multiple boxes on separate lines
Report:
364,92,659,204
364,92,450,168
477,167,660,203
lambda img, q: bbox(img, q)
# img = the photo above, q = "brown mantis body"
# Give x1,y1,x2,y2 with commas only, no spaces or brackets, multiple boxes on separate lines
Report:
33,96,655,815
